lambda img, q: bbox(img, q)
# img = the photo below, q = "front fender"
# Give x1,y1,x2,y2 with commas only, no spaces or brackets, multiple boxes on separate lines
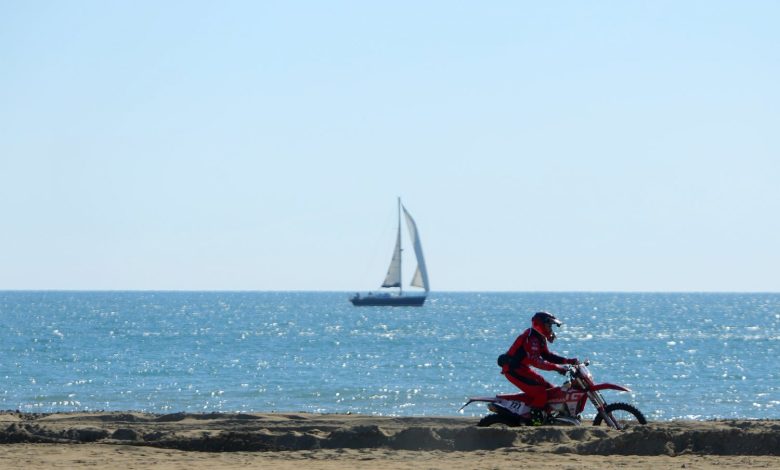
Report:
592,382,632,392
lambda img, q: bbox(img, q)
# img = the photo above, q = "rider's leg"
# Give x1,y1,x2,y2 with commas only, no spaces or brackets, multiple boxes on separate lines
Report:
503,368,556,424
504,367,552,409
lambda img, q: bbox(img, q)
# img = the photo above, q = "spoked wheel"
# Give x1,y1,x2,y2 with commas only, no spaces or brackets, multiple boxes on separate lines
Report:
477,413,521,427
592,402,647,429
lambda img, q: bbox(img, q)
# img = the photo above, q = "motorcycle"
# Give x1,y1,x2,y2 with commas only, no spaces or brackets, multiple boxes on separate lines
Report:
460,361,646,430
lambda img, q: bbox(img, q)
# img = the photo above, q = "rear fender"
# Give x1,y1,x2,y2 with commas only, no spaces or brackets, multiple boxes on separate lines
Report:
459,397,498,411
592,382,631,392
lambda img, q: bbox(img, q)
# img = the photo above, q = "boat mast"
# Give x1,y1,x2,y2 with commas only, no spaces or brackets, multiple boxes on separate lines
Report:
397,196,403,296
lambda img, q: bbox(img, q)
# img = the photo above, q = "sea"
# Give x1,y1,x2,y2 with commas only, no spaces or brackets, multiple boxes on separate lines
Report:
1,291,778,421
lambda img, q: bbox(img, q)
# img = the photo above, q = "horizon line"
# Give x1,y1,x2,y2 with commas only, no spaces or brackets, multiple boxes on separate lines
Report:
1,289,778,295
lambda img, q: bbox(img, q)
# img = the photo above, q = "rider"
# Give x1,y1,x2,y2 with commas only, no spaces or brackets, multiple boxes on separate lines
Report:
499,311,578,424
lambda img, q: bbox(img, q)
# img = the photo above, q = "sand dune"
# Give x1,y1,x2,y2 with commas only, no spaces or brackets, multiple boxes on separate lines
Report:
1,412,779,469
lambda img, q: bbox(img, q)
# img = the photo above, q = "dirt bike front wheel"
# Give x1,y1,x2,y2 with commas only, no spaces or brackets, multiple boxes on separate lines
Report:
477,413,520,427
592,402,647,428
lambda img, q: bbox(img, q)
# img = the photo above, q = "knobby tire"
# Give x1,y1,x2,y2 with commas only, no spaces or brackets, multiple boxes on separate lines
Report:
477,413,520,427
592,402,647,427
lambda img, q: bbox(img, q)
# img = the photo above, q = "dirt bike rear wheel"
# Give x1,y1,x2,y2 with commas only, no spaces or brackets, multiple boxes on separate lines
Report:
477,413,520,427
592,402,647,428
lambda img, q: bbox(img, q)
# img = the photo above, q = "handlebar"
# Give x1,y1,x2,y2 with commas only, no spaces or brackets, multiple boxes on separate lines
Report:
565,359,590,375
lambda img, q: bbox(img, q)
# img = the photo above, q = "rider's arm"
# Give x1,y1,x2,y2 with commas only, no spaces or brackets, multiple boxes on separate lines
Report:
525,336,567,372
541,350,570,364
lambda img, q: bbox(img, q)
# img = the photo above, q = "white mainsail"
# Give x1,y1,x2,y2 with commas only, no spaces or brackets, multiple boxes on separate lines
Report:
381,222,402,288
403,205,429,292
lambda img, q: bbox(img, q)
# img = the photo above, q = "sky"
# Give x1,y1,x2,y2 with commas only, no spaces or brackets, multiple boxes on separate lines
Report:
1,1,778,292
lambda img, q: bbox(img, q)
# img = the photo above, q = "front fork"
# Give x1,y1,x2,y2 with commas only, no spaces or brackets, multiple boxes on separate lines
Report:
587,391,621,430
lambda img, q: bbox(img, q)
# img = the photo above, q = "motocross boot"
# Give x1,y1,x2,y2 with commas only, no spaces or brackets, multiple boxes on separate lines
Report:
529,408,546,426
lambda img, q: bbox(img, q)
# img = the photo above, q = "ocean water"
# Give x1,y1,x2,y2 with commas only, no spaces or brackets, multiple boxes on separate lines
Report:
0,291,778,421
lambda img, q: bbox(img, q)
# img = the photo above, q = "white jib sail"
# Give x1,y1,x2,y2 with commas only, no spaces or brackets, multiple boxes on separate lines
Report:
402,205,429,292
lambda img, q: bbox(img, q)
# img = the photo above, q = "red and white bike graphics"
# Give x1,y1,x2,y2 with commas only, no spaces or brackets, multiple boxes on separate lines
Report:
461,361,647,430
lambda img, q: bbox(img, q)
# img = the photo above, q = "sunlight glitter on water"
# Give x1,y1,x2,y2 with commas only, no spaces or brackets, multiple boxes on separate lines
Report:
1,292,778,419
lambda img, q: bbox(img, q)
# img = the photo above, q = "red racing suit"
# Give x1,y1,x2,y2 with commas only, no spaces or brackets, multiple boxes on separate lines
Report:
501,328,576,409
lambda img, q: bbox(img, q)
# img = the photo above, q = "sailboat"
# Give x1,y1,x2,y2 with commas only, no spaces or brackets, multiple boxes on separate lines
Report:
350,198,430,307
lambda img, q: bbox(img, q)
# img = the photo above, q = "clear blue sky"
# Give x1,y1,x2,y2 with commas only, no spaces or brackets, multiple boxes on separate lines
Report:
1,1,778,292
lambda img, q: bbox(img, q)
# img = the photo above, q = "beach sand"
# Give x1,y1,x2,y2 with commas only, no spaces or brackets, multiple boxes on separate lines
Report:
1,411,779,469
